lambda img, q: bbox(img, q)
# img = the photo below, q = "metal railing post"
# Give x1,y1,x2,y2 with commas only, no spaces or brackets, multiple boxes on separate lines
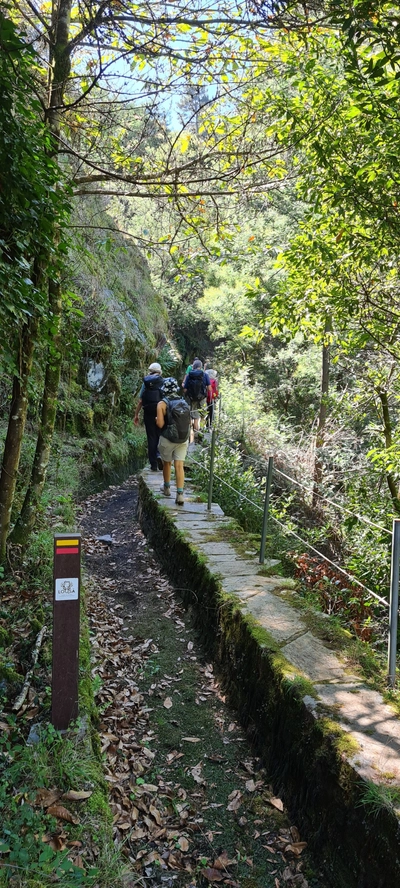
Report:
388,518,400,686
259,456,273,564
207,428,217,511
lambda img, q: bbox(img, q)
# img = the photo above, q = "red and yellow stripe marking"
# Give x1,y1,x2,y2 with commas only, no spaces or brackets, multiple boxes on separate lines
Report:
55,538,80,555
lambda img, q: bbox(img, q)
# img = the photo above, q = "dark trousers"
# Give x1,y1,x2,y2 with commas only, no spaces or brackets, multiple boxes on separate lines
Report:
143,410,160,468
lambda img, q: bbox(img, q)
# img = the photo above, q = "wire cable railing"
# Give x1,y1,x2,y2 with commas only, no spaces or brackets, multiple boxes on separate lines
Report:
189,453,389,609
187,421,399,683
219,437,392,537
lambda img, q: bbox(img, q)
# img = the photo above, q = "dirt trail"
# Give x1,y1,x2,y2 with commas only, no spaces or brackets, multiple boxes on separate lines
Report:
79,476,325,888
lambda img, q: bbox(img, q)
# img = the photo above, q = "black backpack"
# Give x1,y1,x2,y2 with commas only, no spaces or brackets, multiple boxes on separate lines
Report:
141,374,163,411
163,398,190,443
185,369,207,401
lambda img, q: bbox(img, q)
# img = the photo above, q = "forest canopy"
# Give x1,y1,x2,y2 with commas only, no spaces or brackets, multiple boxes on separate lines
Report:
1,0,400,614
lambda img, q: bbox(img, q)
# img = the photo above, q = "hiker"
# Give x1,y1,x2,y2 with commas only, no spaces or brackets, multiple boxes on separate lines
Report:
206,368,219,429
181,356,199,386
134,362,163,471
156,377,190,505
183,358,211,437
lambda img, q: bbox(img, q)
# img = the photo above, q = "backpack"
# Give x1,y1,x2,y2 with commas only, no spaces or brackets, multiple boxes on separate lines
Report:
185,369,207,402
207,377,218,405
162,398,190,443
141,374,163,410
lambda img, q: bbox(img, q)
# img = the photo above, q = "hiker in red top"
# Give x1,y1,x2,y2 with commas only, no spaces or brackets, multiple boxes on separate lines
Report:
205,369,219,429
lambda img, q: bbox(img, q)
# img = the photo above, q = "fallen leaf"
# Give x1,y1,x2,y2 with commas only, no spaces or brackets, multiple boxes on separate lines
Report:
47,805,79,825
62,790,92,801
284,842,307,856
268,797,284,812
149,804,162,825
182,736,201,743
191,763,205,785
213,851,236,869
163,697,173,709
202,867,225,882
226,790,242,812
245,779,256,792
34,788,61,808
177,836,189,851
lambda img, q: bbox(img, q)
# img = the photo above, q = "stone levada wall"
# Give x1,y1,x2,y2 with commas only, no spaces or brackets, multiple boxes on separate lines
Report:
138,476,400,888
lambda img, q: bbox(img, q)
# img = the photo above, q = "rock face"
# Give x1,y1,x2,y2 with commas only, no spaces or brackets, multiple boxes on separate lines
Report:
61,208,172,434
138,468,400,888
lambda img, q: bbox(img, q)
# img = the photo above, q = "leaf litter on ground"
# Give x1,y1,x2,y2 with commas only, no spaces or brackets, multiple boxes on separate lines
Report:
80,477,323,888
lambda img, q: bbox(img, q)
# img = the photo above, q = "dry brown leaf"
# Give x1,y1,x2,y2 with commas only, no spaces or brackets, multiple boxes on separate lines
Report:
166,853,186,871
203,867,225,882
47,805,79,825
149,804,162,825
191,763,205,785
284,842,307,856
268,797,284,812
227,790,242,812
62,790,92,801
135,783,158,793
130,827,146,840
49,835,67,852
177,836,189,851
182,736,201,742
213,851,236,869
163,697,173,709
245,779,256,792
73,855,85,870
34,788,61,808
290,826,301,843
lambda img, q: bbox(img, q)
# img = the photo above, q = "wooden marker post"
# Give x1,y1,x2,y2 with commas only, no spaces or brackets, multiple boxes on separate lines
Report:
52,533,81,730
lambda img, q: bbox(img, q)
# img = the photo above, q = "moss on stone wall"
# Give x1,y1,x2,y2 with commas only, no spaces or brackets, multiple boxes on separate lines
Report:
138,476,400,888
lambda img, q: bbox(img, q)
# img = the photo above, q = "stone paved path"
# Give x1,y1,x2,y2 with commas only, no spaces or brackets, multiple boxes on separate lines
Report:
144,468,400,788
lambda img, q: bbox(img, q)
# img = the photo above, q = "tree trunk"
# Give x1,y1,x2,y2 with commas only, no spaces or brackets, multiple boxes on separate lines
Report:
377,388,400,515
8,0,73,546
10,281,63,544
0,318,38,560
312,318,331,508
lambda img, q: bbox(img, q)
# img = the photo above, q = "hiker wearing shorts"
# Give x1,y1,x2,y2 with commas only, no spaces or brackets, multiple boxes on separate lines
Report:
156,377,190,506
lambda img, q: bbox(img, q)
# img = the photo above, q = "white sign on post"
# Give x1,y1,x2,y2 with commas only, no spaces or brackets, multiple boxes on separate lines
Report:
55,577,79,601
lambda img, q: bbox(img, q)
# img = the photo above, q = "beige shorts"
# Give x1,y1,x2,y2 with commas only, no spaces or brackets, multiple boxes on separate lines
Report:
159,436,189,463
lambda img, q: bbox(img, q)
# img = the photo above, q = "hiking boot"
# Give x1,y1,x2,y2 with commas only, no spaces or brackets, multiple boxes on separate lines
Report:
160,484,171,496
150,465,158,471
175,492,184,506
157,456,163,470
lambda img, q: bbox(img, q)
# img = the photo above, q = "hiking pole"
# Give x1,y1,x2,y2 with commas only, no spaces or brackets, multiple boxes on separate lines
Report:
207,428,217,511
388,518,400,687
259,456,273,564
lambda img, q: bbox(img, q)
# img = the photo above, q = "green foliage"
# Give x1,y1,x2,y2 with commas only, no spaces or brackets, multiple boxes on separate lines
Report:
0,12,69,358
357,780,400,818
0,720,104,887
